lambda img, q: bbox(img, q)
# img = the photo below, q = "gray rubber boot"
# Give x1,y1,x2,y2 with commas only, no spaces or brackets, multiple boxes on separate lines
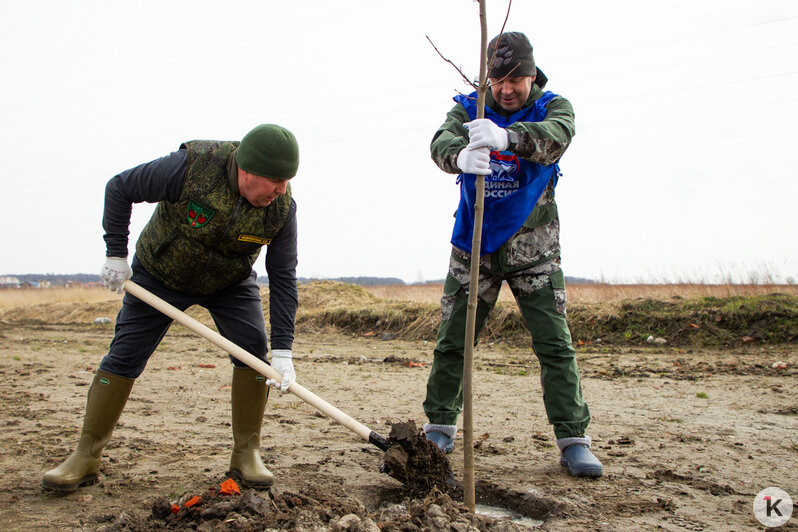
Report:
42,370,134,492
228,367,274,488
558,436,604,478
424,423,457,454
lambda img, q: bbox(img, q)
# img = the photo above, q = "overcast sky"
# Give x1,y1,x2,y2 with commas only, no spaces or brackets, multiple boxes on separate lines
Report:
1,0,796,284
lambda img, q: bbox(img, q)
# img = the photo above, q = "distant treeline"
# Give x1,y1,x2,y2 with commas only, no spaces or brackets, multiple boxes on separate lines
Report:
4,273,596,287
4,273,99,285
261,275,597,286
262,276,412,286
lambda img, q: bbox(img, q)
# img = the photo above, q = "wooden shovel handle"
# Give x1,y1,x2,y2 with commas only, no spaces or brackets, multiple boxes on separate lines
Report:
124,280,389,451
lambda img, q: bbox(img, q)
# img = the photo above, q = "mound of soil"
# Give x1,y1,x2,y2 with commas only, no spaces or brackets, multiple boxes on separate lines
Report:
296,281,378,309
98,482,532,531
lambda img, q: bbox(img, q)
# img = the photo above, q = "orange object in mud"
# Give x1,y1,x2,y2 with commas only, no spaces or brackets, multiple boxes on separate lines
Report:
184,495,202,508
170,504,180,514
220,478,240,495
405,361,426,368
197,364,216,368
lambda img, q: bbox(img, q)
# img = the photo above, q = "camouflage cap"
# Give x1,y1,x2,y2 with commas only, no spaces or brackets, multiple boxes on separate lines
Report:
235,124,299,179
488,31,535,78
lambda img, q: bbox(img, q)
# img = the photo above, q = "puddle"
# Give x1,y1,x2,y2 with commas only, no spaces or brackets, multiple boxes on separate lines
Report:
475,503,544,529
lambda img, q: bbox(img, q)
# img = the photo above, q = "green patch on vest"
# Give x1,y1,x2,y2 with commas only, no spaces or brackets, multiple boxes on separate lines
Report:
187,201,215,228
238,234,272,245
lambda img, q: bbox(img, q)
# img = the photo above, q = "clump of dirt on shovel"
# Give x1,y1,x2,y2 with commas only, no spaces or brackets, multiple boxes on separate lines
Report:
382,420,454,497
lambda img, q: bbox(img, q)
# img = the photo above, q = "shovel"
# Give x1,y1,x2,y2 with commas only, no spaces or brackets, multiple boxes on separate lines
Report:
123,280,390,452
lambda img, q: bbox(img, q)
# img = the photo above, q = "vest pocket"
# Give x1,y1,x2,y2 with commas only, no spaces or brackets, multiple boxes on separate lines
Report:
152,228,180,258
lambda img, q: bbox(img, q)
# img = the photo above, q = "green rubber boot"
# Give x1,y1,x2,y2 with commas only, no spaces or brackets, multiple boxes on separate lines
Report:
42,370,134,492
228,367,274,488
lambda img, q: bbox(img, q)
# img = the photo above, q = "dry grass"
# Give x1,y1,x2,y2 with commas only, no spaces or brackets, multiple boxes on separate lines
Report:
2,282,795,347
0,286,118,310
366,282,798,304
3,283,795,312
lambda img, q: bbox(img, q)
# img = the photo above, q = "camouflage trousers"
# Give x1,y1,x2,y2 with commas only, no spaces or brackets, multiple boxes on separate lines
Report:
423,224,590,439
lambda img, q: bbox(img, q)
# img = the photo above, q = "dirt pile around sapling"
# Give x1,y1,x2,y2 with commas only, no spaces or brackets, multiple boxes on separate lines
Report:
382,421,453,497
101,482,530,532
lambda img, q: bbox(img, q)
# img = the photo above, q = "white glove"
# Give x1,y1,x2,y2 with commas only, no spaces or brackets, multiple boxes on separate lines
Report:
465,118,509,151
266,349,295,393
456,147,491,175
99,257,131,294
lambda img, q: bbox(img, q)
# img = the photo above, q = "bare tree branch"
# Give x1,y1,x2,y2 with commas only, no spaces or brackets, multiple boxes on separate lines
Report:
426,35,478,91
426,0,514,94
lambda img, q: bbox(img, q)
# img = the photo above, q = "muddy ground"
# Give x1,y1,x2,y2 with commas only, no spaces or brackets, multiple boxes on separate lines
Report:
0,320,796,530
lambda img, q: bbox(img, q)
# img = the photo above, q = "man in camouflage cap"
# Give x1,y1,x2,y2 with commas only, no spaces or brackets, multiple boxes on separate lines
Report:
422,32,603,478
43,124,301,492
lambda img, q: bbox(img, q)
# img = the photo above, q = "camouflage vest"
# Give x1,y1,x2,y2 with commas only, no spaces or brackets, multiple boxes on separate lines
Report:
136,140,292,296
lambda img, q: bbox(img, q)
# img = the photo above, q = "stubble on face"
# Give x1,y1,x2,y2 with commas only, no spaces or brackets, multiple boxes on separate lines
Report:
489,76,534,113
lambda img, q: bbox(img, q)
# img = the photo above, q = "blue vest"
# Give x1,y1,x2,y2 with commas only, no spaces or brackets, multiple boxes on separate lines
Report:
451,91,560,255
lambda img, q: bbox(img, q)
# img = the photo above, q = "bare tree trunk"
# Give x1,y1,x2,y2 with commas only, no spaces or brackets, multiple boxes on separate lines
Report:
462,0,489,513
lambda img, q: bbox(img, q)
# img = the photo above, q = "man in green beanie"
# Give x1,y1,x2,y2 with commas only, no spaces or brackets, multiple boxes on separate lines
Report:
43,124,300,492
422,32,603,478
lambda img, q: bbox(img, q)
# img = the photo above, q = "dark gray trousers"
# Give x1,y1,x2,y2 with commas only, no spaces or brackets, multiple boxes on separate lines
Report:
98,256,268,379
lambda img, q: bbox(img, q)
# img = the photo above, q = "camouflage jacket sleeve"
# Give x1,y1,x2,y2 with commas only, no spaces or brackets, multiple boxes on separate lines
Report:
429,90,576,172
430,103,471,174
102,150,187,257
507,93,575,165
265,199,298,351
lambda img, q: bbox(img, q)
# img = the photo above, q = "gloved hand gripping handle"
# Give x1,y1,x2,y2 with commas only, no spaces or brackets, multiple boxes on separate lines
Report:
123,280,390,452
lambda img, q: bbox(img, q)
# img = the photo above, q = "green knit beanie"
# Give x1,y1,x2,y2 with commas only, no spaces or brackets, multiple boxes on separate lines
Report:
235,124,299,179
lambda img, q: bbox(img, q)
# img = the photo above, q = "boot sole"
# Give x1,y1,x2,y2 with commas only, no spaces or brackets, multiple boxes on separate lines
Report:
560,461,603,478
226,469,274,489
42,474,99,493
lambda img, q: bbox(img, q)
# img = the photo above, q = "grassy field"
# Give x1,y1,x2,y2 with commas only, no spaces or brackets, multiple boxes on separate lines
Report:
2,282,796,348
0,286,117,309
